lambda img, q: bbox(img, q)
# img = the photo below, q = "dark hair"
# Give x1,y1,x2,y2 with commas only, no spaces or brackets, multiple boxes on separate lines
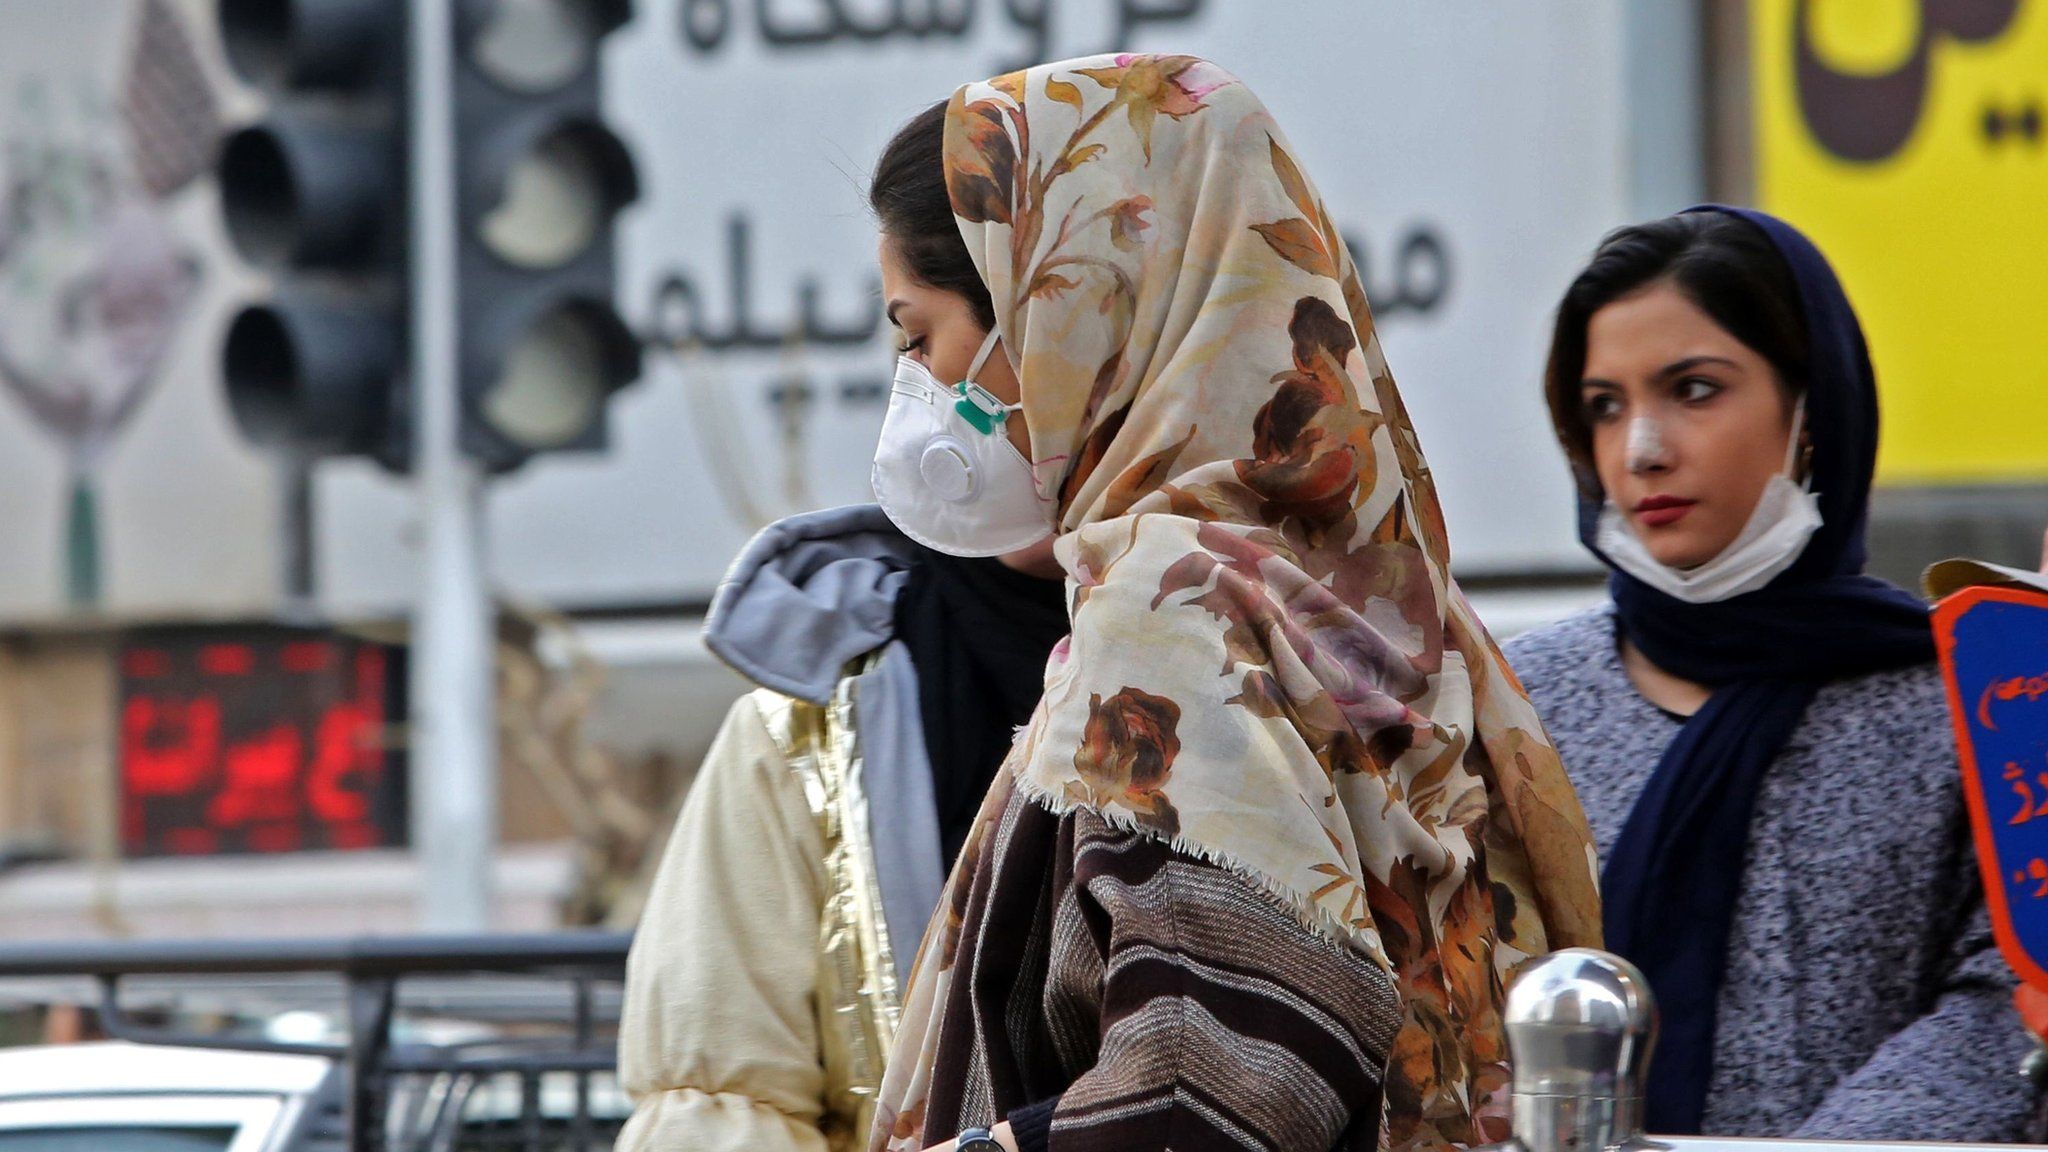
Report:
1543,211,1809,493
870,100,997,330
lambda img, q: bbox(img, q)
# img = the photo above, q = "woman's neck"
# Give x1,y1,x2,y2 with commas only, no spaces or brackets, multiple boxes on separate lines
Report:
1619,637,1713,717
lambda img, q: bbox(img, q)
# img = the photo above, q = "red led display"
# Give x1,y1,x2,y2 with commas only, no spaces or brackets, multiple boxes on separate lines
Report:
118,627,407,857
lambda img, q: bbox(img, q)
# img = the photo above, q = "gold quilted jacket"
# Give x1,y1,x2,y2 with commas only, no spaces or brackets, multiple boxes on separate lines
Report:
760,669,903,1144
618,658,905,1152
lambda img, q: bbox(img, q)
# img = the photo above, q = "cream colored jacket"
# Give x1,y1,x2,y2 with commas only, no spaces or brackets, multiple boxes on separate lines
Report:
618,681,902,1152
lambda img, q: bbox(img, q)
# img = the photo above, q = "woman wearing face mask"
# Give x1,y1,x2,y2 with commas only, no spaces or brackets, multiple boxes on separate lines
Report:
1503,208,2036,1139
617,507,1068,1142
864,57,1603,1152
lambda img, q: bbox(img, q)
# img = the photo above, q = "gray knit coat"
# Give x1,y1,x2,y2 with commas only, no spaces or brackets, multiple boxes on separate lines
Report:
1504,606,2037,1141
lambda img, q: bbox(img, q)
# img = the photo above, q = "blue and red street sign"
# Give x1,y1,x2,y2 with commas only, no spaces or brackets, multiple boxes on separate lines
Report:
1935,585,2048,994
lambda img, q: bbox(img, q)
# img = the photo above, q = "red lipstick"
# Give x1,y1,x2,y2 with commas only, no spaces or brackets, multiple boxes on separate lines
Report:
1634,495,1697,528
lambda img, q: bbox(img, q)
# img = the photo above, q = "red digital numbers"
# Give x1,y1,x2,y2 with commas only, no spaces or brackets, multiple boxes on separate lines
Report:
117,631,404,858
123,696,221,797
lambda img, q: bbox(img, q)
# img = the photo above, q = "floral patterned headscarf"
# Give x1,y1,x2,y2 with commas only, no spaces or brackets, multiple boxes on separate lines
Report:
875,54,1602,1152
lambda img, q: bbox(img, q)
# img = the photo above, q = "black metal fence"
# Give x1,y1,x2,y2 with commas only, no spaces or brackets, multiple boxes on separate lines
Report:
0,932,632,1152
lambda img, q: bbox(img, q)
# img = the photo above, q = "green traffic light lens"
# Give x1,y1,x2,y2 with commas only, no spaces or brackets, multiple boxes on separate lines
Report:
478,123,635,271
480,131,604,269
483,305,611,449
470,0,599,93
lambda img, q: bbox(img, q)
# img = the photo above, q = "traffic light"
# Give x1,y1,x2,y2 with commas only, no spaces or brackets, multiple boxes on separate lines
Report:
216,0,410,466
452,0,642,469
215,0,642,472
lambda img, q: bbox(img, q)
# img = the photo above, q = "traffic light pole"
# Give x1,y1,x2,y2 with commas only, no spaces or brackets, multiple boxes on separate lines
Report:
408,0,496,931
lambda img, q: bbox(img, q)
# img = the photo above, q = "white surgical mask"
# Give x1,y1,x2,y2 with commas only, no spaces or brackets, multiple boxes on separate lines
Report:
1595,402,1821,603
872,329,1055,557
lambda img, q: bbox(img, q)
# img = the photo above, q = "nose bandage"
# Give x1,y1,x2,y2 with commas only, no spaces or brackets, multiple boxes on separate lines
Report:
1624,416,1669,473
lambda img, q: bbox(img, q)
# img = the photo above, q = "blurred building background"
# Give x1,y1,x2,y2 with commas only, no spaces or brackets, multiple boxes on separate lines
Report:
0,0,2038,939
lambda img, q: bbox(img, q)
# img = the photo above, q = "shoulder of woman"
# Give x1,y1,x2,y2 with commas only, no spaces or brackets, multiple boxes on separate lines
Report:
692,689,831,821
1799,662,1961,788
1774,664,1971,829
1816,655,1952,713
1810,659,1951,734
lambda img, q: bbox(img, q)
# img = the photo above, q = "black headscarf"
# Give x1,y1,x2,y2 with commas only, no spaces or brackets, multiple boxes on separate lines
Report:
1582,206,1936,1133
892,548,1069,867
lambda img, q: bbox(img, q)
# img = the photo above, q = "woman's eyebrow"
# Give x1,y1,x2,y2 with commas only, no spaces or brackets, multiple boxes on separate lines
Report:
1654,354,1740,379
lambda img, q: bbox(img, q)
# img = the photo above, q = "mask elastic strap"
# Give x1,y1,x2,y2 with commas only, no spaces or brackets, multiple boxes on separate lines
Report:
962,327,1022,417
1782,398,1808,478
965,327,1003,385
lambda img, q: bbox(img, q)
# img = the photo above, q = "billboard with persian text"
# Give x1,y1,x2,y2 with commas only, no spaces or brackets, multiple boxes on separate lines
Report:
0,1,1654,623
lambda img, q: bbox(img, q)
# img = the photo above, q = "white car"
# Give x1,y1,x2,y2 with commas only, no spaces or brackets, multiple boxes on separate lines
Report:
0,1042,342,1152
0,1037,628,1151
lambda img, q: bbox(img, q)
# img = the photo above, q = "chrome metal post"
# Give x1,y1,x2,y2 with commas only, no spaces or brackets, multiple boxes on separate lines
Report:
1483,948,1663,1152
1484,949,2045,1152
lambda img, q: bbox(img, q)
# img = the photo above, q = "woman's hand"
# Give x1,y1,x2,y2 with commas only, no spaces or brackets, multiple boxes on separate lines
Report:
921,1122,1019,1152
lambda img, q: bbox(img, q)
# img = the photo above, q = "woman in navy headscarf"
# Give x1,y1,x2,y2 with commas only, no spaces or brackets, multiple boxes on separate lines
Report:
1504,207,2037,1139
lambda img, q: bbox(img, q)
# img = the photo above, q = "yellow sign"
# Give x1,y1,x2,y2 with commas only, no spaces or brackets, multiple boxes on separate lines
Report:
1752,0,2048,483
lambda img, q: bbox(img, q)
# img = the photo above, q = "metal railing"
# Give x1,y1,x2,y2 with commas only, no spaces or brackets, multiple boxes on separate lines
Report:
10,935,2033,1151
1484,949,2037,1152
0,931,631,1152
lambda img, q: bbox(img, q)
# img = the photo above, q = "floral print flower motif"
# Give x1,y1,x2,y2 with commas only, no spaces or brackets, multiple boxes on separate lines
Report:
1070,687,1183,836
1235,296,1379,537
1101,195,1153,251
1073,54,1220,162
1250,134,1346,280
945,97,1017,226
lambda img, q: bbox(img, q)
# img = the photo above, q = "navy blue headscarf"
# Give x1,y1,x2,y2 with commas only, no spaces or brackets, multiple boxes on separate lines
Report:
1579,207,1935,1133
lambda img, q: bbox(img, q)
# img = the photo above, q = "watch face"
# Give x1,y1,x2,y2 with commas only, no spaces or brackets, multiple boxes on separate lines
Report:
956,1132,1004,1152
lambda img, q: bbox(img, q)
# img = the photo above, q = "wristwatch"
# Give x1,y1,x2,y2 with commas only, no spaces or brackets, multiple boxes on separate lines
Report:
955,1127,1004,1152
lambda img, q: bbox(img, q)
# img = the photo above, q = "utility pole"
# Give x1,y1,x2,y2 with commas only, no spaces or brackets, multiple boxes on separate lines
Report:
408,0,496,931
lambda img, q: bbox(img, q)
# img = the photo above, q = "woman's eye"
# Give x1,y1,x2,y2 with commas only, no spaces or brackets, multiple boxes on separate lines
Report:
1582,393,1623,423
1675,377,1722,404
897,335,927,357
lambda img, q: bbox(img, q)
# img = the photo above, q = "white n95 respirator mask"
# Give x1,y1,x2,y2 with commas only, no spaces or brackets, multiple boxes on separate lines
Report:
872,329,1055,558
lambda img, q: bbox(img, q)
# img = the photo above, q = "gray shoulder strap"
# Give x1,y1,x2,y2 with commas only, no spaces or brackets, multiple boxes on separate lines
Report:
852,641,948,989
